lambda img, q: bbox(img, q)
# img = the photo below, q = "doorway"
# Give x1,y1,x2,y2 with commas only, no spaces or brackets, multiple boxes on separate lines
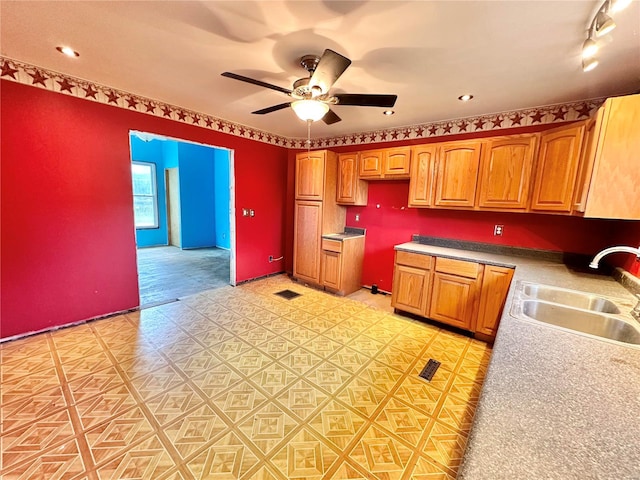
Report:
129,131,235,307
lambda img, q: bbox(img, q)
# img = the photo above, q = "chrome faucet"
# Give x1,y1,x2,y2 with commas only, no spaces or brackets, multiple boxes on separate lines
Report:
588,245,640,269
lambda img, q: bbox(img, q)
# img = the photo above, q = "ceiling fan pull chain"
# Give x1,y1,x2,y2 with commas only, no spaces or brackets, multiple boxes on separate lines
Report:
307,119,312,153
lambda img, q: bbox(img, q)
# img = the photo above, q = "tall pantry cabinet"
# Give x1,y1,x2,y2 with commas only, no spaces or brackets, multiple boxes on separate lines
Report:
293,150,346,285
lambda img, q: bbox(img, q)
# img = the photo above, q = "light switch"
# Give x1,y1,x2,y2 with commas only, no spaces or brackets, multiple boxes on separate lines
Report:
242,208,250,217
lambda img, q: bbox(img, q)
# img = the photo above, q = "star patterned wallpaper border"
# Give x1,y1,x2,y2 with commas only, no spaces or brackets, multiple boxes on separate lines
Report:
1,56,606,149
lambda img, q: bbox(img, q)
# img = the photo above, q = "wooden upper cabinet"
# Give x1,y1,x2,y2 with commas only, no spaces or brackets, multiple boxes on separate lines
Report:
336,153,368,205
383,147,411,178
433,141,483,207
408,145,437,207
477,135,537,210
296,151,326,200
359,150,384,178
575,94,640,219
358,147,411,179
530,123,585,212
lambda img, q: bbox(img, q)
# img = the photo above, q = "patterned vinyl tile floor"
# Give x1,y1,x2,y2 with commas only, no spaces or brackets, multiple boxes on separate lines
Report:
0,275,491,479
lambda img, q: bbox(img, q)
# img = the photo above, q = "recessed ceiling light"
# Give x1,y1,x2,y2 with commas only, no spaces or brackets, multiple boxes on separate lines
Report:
56,46,79,58
458,94,474,102
383,110,395,116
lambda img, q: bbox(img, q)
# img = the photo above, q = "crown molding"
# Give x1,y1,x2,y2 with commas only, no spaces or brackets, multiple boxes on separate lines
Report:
1,56,606,149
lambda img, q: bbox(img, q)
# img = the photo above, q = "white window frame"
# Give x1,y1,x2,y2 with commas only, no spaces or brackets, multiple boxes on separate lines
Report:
132,161,159,229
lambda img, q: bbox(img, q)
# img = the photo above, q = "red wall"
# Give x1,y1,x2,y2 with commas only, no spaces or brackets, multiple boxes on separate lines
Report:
611,221,640,276
345,182,624,290
1,80,289,339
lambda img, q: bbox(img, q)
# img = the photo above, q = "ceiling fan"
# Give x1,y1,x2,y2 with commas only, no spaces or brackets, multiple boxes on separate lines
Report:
221,49,398,125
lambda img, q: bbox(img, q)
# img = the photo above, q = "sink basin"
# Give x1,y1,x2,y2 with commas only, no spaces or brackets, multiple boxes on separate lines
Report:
522,284,620,314
521,300,640,345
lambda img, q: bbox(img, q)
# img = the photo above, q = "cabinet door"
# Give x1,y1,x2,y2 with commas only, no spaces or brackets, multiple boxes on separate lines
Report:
337,153,368,205
293,201,322,283
321,250,341,290
391,265,430,315
572,116,601,213
530,123,585,212
359,150,384,178
434,141,482,207
429,272,479,330
296,151,326,200
476,266,514,336
581,94,640,219
478,136,536,210
408,145,437,207
383,147,411,177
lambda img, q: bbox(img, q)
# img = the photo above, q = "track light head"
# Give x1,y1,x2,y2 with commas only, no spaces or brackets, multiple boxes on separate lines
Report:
582,38,599,58
611,0,632,13
595,11,616,37
582,57,599,72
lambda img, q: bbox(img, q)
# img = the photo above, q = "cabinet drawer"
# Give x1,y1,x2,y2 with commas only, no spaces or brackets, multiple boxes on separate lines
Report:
395,251,432,269
435,257,480,279
321,239,342,253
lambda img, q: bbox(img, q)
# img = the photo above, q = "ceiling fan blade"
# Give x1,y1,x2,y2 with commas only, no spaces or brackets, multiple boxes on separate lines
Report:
221,72,292,95
309,49,352,94
334,93,398,108
252,102,292,115
322,109,342,125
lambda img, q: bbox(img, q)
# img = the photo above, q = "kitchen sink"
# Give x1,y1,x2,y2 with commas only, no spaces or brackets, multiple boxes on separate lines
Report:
522,284,620,314
520,300,640,345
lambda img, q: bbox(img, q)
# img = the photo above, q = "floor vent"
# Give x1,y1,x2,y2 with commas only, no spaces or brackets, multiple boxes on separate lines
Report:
419,359,441,382
274,289,302,300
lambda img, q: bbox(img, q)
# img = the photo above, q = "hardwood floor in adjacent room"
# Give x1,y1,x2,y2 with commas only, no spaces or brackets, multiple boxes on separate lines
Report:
136,246,231,307
0,275,491,479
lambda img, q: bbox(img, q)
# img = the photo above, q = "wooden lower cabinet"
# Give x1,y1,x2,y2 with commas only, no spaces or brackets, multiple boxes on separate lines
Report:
391,249,514,340
429,272,480,330
476,265,514,336
391,264,431,315
320,250,341,290
320,237,365,296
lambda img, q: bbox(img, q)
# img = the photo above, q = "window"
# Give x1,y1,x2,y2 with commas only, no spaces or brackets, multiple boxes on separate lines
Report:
131,162,158,228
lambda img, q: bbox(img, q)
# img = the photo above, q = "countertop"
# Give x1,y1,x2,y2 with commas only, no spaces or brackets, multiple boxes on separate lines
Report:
394,242,640,480
321,232,365,241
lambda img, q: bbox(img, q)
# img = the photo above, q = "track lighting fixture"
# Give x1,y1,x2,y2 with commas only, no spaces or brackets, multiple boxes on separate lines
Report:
594,10,616,37
581,0,629,72
582,57,599,72
610,0,632,13
582,38,599,59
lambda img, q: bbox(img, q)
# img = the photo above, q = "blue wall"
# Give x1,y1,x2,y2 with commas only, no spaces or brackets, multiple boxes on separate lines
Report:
130,136,168,247
214,149,231,249
130,134,231,250
178,143,216,249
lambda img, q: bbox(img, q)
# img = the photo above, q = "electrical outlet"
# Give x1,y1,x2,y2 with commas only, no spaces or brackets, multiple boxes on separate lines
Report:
494,224,504,236
269,255,273,262
355,214,360,222
249,209,255,217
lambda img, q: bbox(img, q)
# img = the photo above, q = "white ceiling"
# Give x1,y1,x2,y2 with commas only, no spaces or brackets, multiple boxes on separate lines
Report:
1,1,639,138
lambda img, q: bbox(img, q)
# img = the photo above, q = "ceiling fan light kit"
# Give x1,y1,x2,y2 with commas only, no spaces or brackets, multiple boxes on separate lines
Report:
291,100,330,122
581,0,629,71
221,48,397,127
